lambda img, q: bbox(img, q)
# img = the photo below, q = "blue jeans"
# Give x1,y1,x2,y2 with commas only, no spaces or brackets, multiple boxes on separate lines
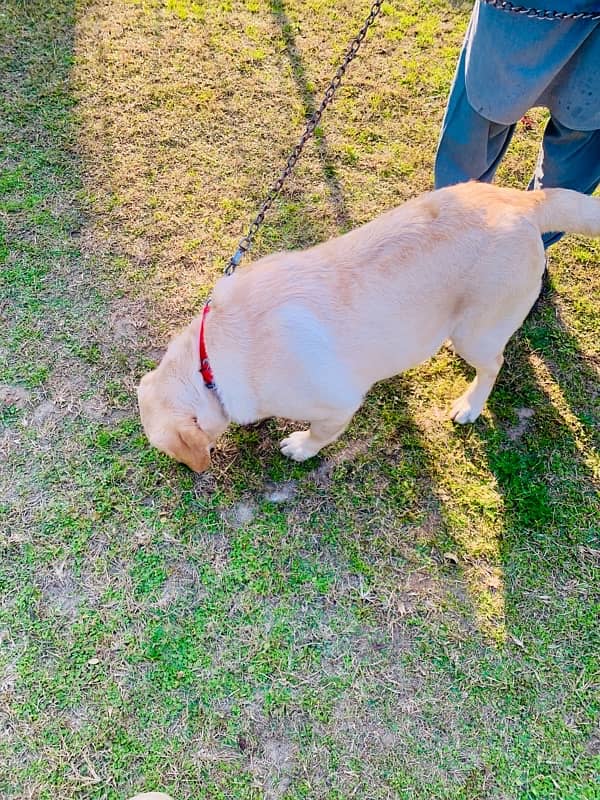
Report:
434,47,600,248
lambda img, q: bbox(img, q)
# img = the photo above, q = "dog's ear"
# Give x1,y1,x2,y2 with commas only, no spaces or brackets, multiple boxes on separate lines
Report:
174,418,212,473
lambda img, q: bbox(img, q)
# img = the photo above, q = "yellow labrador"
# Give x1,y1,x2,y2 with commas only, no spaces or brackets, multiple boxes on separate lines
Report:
138,182,599,472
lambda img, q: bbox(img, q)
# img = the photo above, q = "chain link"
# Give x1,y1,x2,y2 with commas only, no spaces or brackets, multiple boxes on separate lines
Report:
481,0,600,21
224,0,383,275
223,0,599,275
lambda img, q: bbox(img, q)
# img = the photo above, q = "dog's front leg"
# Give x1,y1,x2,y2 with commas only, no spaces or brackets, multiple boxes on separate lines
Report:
280,410,356,462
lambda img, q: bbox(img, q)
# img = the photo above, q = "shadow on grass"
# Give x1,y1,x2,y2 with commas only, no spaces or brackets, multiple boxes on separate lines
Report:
6,2,598,798
269,0,353,231
436,285,598,637
219,278,598,646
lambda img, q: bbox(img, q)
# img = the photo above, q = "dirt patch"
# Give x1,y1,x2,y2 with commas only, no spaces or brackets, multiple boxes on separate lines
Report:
308,438,373,487
63,705,92,733
238,701,299,800
506,407,535,441
411,508,445,544
108,300,147,345
0,658,19,694
47,369,94,413
221,500,256,528
43,367,133,424
0,384,31,409
252,736,297,800
157,561,205,608
355,567,443,628
585,729,600,756
79,397,110,421
199,533,231,575
263,481,297,503
332,695,402,751
38,564,88,620
27,400,61,428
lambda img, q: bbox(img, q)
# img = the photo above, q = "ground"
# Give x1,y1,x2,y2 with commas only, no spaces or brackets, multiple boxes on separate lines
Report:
0,1,599,799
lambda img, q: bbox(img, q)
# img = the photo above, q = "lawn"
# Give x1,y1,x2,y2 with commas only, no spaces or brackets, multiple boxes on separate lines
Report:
0,1,598,798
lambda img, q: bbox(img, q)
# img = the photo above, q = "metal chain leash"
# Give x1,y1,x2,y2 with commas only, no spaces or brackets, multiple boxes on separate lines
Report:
223,0,383,275
223,0,599,276
481,0,600,21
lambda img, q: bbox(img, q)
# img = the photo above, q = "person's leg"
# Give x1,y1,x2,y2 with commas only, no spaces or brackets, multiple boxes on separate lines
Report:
528,116,600,247
434,46,516,189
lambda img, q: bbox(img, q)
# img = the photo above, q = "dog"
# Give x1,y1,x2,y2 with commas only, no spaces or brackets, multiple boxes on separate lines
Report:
138,181,599,472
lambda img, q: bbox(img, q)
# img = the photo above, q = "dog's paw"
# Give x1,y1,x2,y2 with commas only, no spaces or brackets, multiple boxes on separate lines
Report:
280,430,318,461
450,395,482,424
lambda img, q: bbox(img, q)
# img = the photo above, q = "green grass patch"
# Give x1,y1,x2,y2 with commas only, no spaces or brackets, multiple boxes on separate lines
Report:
1,0,598,798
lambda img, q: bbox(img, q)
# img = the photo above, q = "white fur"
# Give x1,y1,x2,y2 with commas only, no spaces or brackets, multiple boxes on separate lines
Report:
138,182,600,471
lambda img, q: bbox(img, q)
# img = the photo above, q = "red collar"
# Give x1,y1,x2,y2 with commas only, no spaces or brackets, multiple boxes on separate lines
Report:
199,302,215,390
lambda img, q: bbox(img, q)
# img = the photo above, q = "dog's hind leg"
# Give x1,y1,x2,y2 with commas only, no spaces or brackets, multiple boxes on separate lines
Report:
280,409,357,461
449,246,543,424
449,346,504,424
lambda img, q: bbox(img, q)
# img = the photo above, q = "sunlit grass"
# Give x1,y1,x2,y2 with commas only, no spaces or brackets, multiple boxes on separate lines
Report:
1,1,598,798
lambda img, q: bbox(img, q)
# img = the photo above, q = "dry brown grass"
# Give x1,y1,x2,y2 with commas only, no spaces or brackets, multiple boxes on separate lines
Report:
1,1,598,798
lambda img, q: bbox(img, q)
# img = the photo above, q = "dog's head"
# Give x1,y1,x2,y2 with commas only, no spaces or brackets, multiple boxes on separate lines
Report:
137,323,229,473
137,373,212,472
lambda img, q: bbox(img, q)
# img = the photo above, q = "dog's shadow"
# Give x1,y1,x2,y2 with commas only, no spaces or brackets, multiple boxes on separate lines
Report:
208,274,598,643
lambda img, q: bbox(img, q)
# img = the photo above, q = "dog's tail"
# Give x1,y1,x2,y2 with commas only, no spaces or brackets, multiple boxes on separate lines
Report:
531,188,600,237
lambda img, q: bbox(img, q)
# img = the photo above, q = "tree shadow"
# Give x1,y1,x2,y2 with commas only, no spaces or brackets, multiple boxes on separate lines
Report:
447,286,599,636
529,291,599,448
269,0,353,231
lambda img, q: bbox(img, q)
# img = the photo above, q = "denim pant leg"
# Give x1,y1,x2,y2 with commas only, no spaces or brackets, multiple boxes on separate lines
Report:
434,46,516,189
528,117,600,247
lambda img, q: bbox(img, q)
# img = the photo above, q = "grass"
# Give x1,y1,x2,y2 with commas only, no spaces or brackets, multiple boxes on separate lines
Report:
0,0,598,798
